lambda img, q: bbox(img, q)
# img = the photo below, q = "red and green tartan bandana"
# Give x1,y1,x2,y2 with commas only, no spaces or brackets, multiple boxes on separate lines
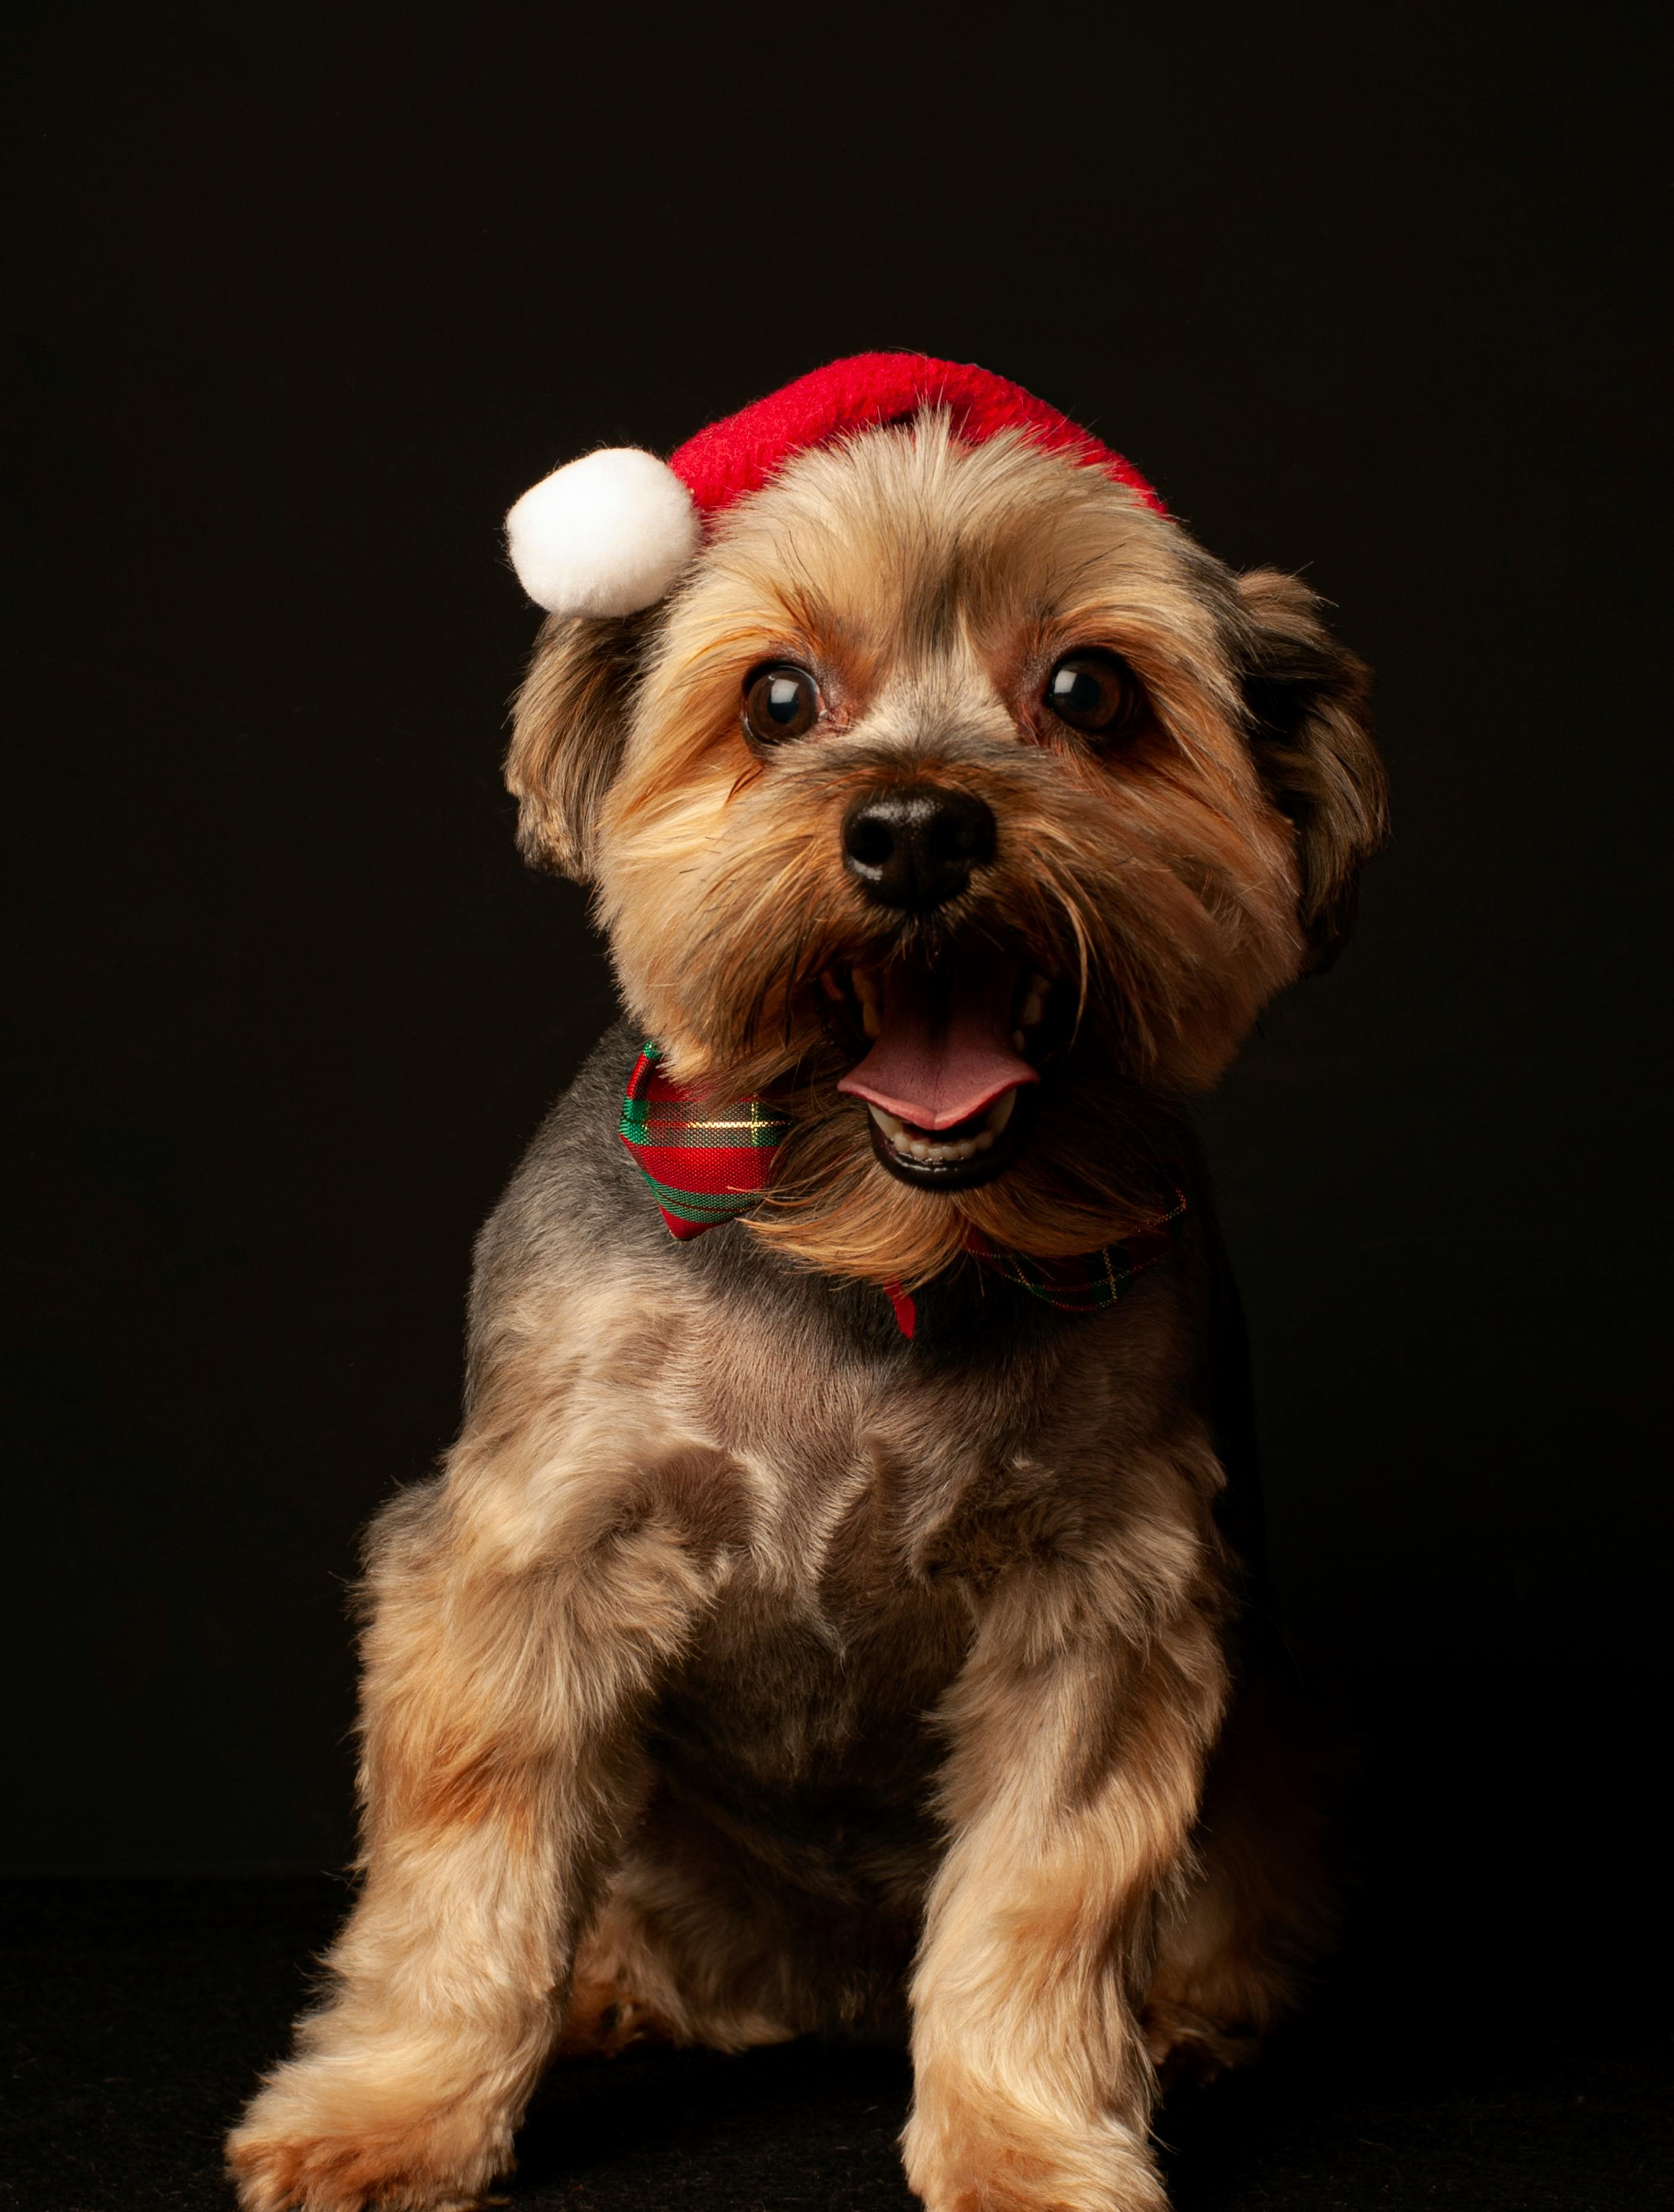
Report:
617,1042,1182,1335
618,1043,793,1237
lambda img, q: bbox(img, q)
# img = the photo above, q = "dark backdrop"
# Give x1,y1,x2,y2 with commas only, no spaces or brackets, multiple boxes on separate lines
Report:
5,0,1669,2020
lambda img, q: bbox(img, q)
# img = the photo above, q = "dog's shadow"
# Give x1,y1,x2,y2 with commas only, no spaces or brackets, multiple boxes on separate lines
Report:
511,2036,919,2208
514,2007,1438,2212
509,2033,1322,2211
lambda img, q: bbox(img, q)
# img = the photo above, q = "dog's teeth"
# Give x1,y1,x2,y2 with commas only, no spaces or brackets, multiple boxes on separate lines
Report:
1018,974,1050,1030
870,1087,1017,1167
893,1134,977,1164
852,966,883,1038
1012,1029,1026,1050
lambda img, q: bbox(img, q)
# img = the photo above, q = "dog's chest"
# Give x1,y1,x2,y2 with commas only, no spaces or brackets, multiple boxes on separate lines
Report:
679,1282,1095,1586
653,1290,1116,1785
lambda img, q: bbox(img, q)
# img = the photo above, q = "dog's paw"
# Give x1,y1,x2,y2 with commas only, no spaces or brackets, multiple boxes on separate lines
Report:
226,2065,511,2212
903,2090,1168,2212
553,1967,677,2059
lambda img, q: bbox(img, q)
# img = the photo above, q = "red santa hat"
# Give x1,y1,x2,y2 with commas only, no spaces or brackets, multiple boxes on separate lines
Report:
504,352,1163,620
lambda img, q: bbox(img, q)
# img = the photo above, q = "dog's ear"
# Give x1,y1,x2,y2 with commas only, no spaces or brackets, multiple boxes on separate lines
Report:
505,610,653,880
1232,569,1388,969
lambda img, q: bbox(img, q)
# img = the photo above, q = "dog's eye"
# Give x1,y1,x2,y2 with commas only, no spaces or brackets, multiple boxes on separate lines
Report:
1044,651,1140,737
742,664,822,746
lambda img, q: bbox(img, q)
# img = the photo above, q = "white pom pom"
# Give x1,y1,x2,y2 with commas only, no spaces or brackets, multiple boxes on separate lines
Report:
504,447,700,617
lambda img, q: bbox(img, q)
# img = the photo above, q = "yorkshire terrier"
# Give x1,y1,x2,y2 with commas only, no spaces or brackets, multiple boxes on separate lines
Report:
228,354,1386,2212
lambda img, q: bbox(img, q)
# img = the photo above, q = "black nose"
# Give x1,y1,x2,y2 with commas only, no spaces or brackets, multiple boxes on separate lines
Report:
841,784,996,912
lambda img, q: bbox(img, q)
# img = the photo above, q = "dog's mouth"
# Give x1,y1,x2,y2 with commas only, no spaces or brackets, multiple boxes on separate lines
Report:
824,957,1055,1190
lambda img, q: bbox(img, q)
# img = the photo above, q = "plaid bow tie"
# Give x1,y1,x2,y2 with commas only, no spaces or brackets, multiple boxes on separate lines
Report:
618,1041,1182,1338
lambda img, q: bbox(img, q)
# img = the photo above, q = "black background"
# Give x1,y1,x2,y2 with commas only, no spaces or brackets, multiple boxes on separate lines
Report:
4,0,1669,2045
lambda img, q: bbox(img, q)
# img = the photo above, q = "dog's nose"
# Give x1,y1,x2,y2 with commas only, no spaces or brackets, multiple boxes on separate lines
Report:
841,785,996,912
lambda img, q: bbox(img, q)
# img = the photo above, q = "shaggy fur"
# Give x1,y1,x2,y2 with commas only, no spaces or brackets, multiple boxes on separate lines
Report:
228,416,1384,2212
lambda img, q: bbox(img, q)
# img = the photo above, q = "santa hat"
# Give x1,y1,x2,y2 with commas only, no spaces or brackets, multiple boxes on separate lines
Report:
504,352,1163,620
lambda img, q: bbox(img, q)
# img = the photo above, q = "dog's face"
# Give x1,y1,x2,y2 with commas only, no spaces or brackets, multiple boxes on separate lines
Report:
509,417,1384,1286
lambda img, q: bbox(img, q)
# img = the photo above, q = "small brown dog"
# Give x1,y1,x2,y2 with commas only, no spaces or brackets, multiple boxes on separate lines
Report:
228,355,1385,2212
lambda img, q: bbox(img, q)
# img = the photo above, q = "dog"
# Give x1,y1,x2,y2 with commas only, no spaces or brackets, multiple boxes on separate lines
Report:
228,354,1386,2212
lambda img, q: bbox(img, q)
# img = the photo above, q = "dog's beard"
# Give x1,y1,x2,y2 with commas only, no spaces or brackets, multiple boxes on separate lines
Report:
741,1019,1187,1292
622,852,1286,1291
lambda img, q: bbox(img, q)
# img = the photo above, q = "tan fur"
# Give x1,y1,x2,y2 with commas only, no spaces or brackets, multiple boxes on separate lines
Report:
230,410,1381,2211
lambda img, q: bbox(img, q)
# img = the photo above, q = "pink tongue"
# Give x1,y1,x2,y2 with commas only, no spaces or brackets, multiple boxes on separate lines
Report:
837,962,1038,1132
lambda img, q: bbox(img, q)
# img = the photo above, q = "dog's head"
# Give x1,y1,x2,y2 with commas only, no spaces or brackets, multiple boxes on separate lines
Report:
505,373,1384,1287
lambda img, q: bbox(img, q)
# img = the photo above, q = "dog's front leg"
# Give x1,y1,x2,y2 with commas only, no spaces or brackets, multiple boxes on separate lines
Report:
903,1554,1228,2212
228,1444,718,2212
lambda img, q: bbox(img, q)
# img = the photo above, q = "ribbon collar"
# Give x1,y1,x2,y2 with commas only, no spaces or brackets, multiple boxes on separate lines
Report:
617,1042,1181,1339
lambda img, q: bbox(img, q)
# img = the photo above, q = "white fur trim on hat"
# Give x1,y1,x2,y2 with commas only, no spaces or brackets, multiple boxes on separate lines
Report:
504,447,700,618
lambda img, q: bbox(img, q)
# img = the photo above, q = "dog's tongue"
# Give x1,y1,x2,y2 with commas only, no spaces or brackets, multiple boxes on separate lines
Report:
837,961,1038,1131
